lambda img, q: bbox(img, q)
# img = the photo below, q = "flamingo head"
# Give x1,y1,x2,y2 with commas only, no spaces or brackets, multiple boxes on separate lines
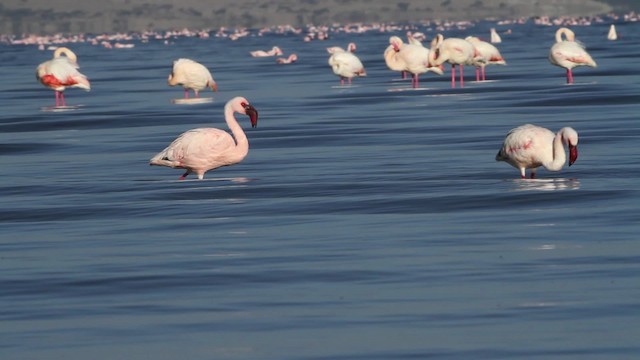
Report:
242,101,259,128
569,144,578,166
209,80,218,92
562,127,579,166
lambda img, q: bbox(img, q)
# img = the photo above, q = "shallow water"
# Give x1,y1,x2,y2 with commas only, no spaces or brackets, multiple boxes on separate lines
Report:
1,20,640,359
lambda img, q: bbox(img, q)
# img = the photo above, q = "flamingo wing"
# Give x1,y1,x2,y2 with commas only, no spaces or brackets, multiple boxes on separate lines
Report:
151,128,237,170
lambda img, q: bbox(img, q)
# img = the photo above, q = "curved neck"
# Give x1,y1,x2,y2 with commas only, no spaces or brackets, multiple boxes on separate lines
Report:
53,47,77,62
224,103,249,158
384,46,404,70
543,132,567,171
556,28,574,42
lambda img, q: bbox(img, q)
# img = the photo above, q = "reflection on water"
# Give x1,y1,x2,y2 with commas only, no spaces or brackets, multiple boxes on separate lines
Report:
509,178,581,191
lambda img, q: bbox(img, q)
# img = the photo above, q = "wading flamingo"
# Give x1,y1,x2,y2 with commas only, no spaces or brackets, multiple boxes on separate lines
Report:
429,34,475,88
328,51,366,85
276,54,298,64
36,47,90,107
465,36,506,81
387,36,443,88
495,124,579,179
548,27,597,84
168,58,218,99
149,96,259,180
250,46,283,57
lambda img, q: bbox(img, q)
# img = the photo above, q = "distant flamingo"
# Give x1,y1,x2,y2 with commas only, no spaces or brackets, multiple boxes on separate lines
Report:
490,28,502,43
276,54,298,64
465,36,506,81
387,36,443,88
607,24,617,40
250,46,283,57
36,47,90,107
168,59,218,99
326,42,356,54
429,34,475,88
328,51,366,85
149,96,259,180
548,27,597,84
495,124,579,179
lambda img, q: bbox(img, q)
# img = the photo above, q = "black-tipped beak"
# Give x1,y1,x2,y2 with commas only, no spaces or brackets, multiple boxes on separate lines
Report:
569,144,578,166
244,104,258,128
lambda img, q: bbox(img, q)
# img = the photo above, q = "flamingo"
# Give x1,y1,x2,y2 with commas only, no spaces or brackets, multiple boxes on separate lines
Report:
465,36,506,81
276,54,298,64
387,36,443,88
429,34,475,88
495,124,579,179
548,27,597,84
326,42,356,54
168,59,218,99
328,51,366,85
250,46,283,57
490,28,502,44
149,96,259,180
607,24,617,40
36,47,90,107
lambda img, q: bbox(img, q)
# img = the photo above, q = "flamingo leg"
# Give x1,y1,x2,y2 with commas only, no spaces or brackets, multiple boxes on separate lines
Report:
184,89,190,99
566,69,574,84
402,71,407,80
413,74,419,88
178,171,189,180
460,65,464,88
194,90,200,98
55,91,60,107
476,67,481,82
451,65,456,88
482,66,486,81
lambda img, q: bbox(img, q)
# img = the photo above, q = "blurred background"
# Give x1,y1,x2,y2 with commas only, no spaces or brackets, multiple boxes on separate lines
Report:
1,0,640,34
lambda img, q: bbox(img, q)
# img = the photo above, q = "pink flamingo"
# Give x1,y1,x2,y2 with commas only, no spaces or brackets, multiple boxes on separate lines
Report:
326,42,357,54
168,58,218,99
495,124,579,179
150,97,259,180
276,54,298,64
387,36,443,88
250,46,283,57
429,34,475,88
328,51,366,85
465,36,506,81
549,28,597,84
36,47,90,107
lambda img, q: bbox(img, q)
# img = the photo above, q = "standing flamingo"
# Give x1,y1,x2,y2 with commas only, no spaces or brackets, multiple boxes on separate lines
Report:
36,47,90,107
328,51,366,85
495,124,579,179
607,24,617,41
465,36,506,81
168,59,218,99
429,34,475,88
387,36,443,88
150,97,259,180
548,28,597,84
490,28,502,44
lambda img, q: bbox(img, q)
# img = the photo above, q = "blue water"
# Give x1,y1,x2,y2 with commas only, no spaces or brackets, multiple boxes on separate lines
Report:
1,19,639,359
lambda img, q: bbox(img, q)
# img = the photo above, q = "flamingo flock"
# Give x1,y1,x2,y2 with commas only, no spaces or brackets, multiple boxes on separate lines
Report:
25,13,622,180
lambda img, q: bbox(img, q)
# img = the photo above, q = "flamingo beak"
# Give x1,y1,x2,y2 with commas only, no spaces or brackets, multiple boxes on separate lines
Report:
244,104,258,128
569,144,578,166
210,82,218,92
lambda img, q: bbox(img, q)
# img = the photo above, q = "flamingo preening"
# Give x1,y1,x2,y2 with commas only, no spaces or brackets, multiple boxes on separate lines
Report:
429,34,475,88
168,58,218,99
36,47,90,107
548,27,597,84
